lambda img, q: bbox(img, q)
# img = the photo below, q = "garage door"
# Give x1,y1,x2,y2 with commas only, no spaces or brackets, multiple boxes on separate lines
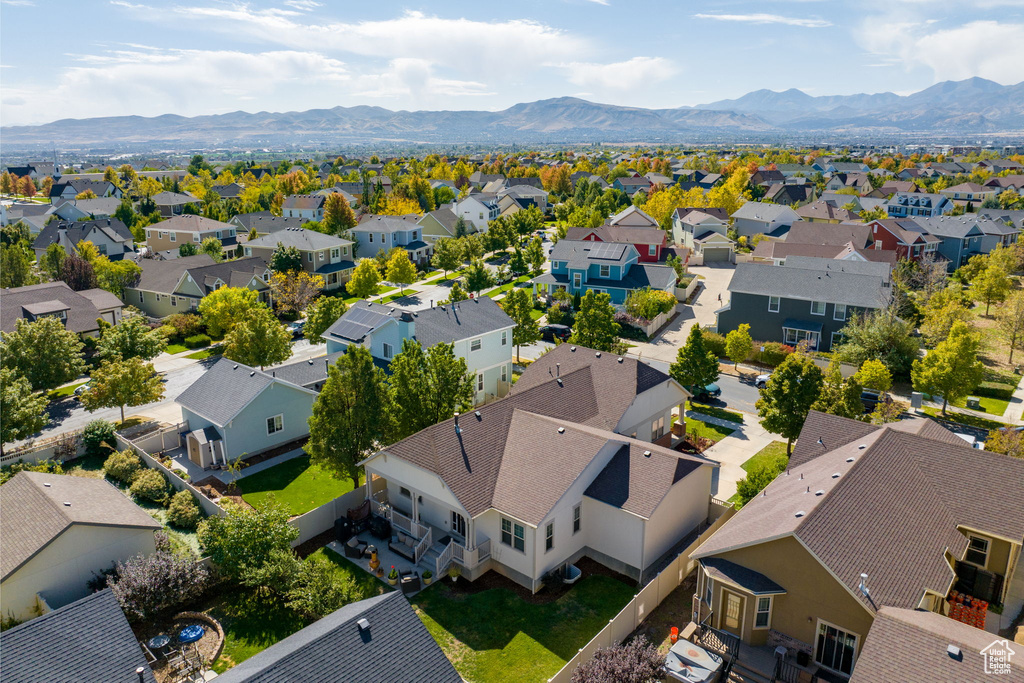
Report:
703,247,732,262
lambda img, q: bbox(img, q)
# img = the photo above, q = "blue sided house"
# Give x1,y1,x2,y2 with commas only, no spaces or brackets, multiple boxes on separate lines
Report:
531,239,676,305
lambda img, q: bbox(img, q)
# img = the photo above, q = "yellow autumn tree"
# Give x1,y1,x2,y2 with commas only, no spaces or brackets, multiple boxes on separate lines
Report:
379,194,423,216
269,270,325,315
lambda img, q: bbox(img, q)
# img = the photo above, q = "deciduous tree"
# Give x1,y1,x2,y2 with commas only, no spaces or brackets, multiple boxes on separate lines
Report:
200,237,223,262
501,288,540,362
463,258,494,293
986,427,1023,459
384,248,416,296
269,270,324,315
347,258,381,299
911,320,984,415
835,307,920,377
670,325,719,393
998,290,1024,364
40,243,66,281
569,290,620,352
0,242,34,288
725,323,753,369
304,296,348,344
0,317,86,391
389,339,474,440
80,357,165,423
95,257,142,297
223,306,292,370
269,243,303,273
198,500,298,581
756,353,824,455
178,242,199,257
971,264,1011,315
811,360,863,419
198,286,262,337
0,368,48,456
60,254,96,291
431,238,461,278
97,313,167,362
852,359,892,394
525,236,546,277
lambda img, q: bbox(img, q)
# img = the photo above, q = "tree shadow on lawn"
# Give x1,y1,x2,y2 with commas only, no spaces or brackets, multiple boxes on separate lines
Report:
209,591,308,672
235,454,310,496
414,575,634,664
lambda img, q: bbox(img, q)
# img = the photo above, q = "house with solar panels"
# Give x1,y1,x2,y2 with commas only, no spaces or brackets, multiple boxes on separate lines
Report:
531,239,676,306
323,297,516,406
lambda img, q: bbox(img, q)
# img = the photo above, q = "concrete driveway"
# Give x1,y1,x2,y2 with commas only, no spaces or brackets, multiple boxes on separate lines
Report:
628,263,734,364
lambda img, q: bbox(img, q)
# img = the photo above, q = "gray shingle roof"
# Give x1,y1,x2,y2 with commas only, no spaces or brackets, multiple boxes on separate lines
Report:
850,607,1024,683
731,201,800,223
354,215,420,233
272,351,344,388
0,589,157,683
914,214,1019,238
247,227,352,251
699,558,786,595
727,258,891,308
1,281,123,333
694,412,1024,611
411,297,513,347
534,262,676,292
281,194,326,210
32,218,133,252
549,239,635,269
0,472,161,580
158,214,233,233
152,191,197,206
135,255,268,295
215,592,460,683
176,357,276,426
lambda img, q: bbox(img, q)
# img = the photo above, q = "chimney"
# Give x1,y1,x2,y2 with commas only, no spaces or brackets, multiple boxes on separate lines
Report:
555,363,560,377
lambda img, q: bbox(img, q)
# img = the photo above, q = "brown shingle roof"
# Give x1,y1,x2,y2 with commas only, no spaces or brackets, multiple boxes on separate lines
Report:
0,281,123,334
159,214,234,234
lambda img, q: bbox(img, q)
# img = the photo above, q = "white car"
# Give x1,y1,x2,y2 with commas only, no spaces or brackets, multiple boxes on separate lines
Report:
74,383,91,398
755,373,771,388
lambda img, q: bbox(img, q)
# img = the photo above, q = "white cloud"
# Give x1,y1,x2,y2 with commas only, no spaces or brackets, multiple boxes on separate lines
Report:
582,0,610,5
349,58,492,101
858,19,1024,84
556,57,677,90
1,0,35,5
283,0,320,9
694,13,831,27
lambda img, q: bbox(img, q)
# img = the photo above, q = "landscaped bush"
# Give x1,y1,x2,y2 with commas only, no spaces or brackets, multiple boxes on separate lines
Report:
104,449,143,485
974,381,1014,400
0,460,64,486
166,490,202,529
753,341,794,368
183,334,212,349
701,331,727,358
166,313,204,339
130,468,169,505
109,551,209,622
547,299,574,326
82,419,117,458
624,288,675,321
285,554,361,620
155,324,177,341
571,635,662,683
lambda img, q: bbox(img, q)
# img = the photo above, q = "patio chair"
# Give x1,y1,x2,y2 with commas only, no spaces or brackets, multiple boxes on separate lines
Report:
344,536,368,558
401,571,421,595
347,500,371,532
137,640,157,664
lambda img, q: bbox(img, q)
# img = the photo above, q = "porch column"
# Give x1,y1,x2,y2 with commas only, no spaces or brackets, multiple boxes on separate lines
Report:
411,492,419,524
364,468,374,503
467,517,475,550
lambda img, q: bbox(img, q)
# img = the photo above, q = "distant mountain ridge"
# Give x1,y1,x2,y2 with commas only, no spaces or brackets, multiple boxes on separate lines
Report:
3,78,1022,148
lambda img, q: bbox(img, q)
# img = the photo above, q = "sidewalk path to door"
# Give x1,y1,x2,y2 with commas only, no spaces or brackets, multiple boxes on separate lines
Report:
692,411,778,502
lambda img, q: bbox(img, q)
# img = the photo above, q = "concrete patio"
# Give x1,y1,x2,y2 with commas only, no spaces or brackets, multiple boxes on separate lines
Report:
325,525,458,597
166,446,306,484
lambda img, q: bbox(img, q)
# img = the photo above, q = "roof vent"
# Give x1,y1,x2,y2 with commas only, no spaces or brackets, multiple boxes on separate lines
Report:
817,437,825,447
832,472,841,479
43,482,51,487
63,501,71,507
357,618,371,631
617,357,623,363
557,378,563,386
570,346,577,352
557,427,565,434
250,371,255,377
815,490,825,496
795,510,806,518
474,411,481,419
233,365,238,370
595,352,601,358
846,457,855,463
308,359,314,365
946,644,962,660
643,450,652,458
858,444,866,450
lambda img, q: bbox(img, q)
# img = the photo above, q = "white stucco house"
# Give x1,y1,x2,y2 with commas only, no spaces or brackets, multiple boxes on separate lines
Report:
360,345,713,592
0,472,162,620
454,194,499,232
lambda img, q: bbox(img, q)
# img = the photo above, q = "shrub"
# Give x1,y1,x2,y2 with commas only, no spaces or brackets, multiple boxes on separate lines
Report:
109,551,209,622
286,555,360,620
736,458,788,508
702,331,727,358
155,324,177,341
571,636,662,683
166,313,203,339
183,334,212,349
130,468,169,505
0,460,64,486
624,288,676,320
166,490,202,529
974,381,1014,401
104,449,143,484
753,341,794,368
82,419,117,458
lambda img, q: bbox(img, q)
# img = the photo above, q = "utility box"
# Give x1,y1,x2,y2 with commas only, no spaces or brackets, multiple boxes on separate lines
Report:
911,392,923,410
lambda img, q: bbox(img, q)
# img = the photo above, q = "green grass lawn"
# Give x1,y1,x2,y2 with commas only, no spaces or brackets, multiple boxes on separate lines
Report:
682,417,735,443
741,441,789,473
921,407,1006,432
484,275,532,299
210,590,308,673
237,454,358,516
316,547,392,599
688,401,744,424
951,395,1011,415
414,575,635,683
164,343,188,354
529,308,545,321
48,381,87,401
379,290,415,304
185,345,222,360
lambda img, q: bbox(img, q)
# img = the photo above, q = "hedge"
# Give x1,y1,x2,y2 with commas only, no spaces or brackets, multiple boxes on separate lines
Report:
183,334,212,349
702,330,727,358
973,381,1014,400
753,341,795,368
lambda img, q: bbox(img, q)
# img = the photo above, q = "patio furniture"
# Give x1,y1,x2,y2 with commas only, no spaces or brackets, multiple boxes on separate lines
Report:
334,517,356,544
138,640,158,664
401,571,421,595
388,532,417,561
344,536,368,558
147,634,171,658
369,515,391,540
178,624,204,645
348,500,371,533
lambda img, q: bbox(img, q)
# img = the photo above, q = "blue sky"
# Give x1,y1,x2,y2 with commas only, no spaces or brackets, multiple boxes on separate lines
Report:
2,0,1024,126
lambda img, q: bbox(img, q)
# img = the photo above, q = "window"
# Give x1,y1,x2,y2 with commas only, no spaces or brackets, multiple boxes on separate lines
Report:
382,342,393,359
169,232,176,242
193,234,200,242
170,296,177,306
834,303,847,321
501,517,525,552
244,247,252,256
477,374,484,391
755,597,772,629
216,231,222,239
810,301,826,316
331,248,340,259
704,577,713,607
965,536,989,568
501,364,508,383
138,291,144,303
307,252,313,262
652,415,666,440
266,414,283,435
501,331,507,346
784,328,819,349
369,234,374,243
470,339,482,352
552,261,562,269
830,331,844,349
599,264,611,278
815,621,858,675
399,486,411,498
380,233,385,243
412,231,417,240
545,522,554,551
573,504,581,534
319,251,325,261
146,230,153,240
768,296,780,313
648,244,657,256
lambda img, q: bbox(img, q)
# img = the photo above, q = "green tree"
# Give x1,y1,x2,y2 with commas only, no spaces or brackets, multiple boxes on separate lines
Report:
454,215,468,238
384,248,416,296
670,325,719,393
525,236,546,277
501,288,540,362
305,296,348,344
0,368,48,456
735,458,789,508
442,280,469,304
307,345,394,488
0,242,35,288
431,237,461,278
985,427,1023,459
1,317,86,391
463,258,494,293
911,321,984,415
95,258,142,297
198,286,262,337
389,339,473,441
997,289,1024,364
724,323,753,369
835,308,920,377
811,360,863,419
852,359,892,394
508,247,527,276
97,313,167,362
80,358,165,423
347,258,381,299
200,237,223,262
270,243,303,273
178,242,199,257
198,499,298,581
322,192,357,234
756,353,824,455
459,234,484,262
40,243,66,281
569,290,620,352
920,298,972,346
971,264,1011,315
223,307,292,370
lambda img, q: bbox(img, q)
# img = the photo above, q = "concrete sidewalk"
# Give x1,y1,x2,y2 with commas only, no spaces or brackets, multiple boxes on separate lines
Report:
685,410,779,502
1004,374,1024,423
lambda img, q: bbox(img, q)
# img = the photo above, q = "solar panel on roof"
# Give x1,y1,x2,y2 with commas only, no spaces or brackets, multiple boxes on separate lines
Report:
587,242,626,260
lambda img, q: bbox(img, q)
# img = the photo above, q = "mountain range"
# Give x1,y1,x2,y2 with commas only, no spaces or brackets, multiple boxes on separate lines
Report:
3,78,1022,149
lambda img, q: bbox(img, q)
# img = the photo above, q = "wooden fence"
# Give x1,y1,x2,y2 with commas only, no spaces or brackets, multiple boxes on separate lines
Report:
546,502,736,683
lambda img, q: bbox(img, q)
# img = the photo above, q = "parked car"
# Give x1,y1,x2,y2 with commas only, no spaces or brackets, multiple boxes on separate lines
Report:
860,389,882,413
755,373,771,388
540,324,572,342
691,383,721,401
287,320,306,339
74,383,90,398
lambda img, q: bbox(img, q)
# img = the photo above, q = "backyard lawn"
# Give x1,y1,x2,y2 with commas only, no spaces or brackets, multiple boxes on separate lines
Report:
529,308,545,321
414,575,635,683
237,454,358,516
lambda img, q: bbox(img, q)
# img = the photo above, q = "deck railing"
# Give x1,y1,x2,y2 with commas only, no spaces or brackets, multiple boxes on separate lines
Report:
414,528,432,565
436,540,456,577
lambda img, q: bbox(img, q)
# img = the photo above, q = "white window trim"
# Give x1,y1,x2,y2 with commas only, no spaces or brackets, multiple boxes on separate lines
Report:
470,338,482,352
501,330,508,346
573,504,581,535
599,264,611,278
500,517,525,553
965,535,990,569
754,596,773,630
768,296,780,313
813,619,860,677
810,301,826,316
833,303,846,321
267,414,284,435
382,342,393,359
648,244,657,256
545,521,554,552
193,233,200,242
169,232,176,242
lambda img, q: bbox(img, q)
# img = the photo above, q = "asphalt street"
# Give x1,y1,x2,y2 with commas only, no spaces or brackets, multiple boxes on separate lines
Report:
632,355,762,414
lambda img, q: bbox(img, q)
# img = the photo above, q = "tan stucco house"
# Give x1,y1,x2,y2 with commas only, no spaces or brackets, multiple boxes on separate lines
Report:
144,214,237,254
125,254,271,319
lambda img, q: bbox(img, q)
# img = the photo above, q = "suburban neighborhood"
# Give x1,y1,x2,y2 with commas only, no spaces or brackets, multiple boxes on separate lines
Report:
2,3,1024,682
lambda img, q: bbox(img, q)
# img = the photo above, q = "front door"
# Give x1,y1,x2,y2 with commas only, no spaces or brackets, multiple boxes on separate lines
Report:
721,590,744,638
451,511,467,540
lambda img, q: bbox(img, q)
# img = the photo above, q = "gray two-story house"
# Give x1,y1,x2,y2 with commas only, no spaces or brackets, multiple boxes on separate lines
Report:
531,239,676,306
352,215,432,265
32,218,136,262
913,215,1021,271
244,227,355,290
716,257,892,352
